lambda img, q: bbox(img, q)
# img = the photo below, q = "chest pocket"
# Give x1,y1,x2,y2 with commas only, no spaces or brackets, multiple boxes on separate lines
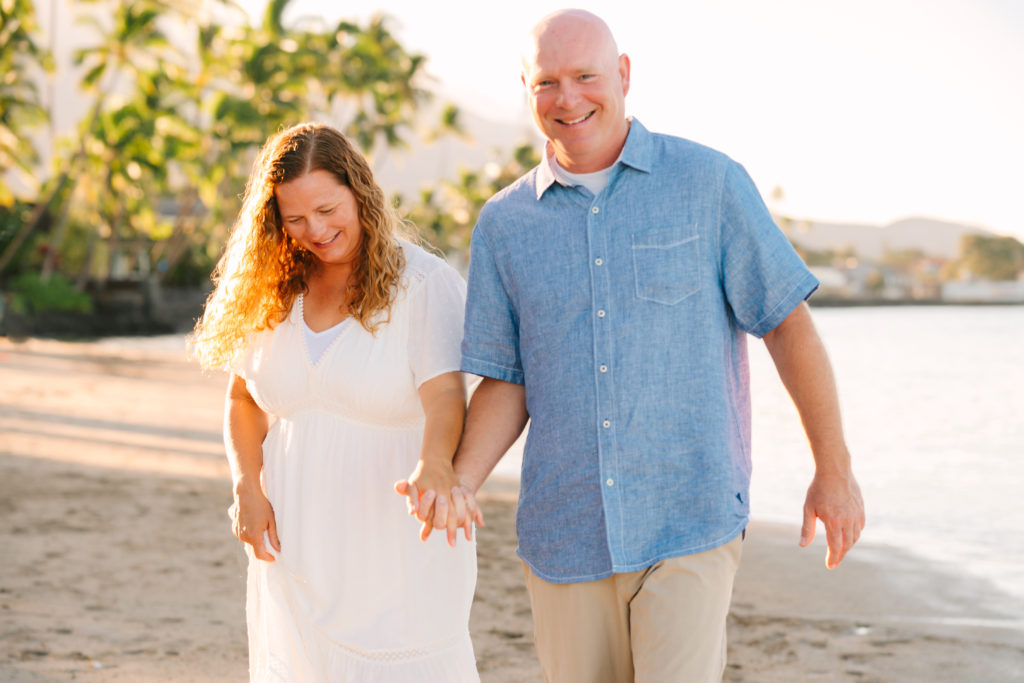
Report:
631,225,701,305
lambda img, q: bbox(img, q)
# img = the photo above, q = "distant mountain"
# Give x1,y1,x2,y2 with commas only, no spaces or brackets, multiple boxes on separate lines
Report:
374,108,998,263
782,216,995,260
372,106,543,201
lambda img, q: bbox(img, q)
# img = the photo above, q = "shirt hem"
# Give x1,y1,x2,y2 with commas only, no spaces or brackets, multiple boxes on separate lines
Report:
460,357,524,385
517,521,748,584
748,272,820,338
414,365,464,390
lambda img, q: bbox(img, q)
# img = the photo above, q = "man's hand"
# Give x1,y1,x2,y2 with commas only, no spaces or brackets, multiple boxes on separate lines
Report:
800,469,865,569
394,478,483,546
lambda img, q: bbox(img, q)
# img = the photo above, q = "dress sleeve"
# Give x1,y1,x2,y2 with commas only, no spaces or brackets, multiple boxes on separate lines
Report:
407,261,468,388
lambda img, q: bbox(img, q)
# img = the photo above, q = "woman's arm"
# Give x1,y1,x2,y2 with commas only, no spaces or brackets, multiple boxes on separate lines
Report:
224,373,280,561
395,371,482,545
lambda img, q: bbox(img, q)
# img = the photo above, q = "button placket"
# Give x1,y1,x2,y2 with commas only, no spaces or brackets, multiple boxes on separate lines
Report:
588,198,618,528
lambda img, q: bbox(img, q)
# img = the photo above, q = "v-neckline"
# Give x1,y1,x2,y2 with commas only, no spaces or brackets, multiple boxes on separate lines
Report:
296,294,353,367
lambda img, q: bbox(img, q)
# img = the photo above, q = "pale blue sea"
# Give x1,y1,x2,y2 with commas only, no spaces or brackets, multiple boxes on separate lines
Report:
491,305,1024,603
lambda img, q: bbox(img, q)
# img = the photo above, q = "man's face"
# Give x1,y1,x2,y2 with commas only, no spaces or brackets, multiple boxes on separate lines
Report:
522,16,630,173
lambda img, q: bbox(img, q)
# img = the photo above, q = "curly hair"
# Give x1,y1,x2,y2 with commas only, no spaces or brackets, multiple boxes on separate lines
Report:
190,123,407,370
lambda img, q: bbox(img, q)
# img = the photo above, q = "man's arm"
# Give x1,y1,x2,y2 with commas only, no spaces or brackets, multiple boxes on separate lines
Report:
454,377,530,493
762,302,865,569
394,371,476,546
398,376,529,542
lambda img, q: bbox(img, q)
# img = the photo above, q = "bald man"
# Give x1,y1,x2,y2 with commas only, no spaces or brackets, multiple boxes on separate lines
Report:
415,9,865,682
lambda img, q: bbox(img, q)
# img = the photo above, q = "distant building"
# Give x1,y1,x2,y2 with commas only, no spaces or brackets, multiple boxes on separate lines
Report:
808,266,850,299
942,280,1024,304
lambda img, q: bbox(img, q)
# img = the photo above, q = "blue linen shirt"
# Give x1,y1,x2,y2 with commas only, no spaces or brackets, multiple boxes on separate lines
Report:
461,119,819,583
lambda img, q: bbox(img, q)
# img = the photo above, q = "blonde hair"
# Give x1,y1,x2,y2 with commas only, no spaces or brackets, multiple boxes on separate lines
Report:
190,123,406,370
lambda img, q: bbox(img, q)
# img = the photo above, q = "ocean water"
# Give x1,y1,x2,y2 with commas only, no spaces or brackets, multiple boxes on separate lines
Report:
492,305,1024,603
749,305,1024,603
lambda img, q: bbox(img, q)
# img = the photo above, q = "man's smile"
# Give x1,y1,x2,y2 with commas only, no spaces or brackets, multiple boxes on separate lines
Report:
557,111,595,126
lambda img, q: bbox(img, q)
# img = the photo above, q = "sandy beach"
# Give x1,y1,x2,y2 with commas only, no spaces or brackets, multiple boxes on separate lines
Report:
2,335,1022,682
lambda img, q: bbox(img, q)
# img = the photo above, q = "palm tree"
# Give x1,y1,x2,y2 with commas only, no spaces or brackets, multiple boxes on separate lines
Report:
324,15,433,152
0,0,52,273
0,0,179,278
7,0,455,295
156,0,443,285
402,144,541,255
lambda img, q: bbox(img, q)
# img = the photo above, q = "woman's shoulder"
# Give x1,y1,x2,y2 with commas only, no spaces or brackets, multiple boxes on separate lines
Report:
398,239,464,287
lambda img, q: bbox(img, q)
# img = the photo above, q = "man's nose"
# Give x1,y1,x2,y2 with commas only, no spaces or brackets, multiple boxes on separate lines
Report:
557,81,580,108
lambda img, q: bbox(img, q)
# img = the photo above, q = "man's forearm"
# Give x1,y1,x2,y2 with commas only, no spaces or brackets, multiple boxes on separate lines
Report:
762,302,851,472
453,377,530,492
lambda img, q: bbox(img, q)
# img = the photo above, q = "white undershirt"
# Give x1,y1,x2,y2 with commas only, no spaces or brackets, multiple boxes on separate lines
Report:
304,317,349,363
551,156,615,196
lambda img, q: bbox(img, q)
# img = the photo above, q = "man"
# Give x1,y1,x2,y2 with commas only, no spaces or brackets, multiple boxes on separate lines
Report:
407,9,864,682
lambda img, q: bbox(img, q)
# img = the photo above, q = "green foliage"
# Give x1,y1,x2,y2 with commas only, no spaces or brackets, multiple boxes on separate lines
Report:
0,199,53,278
2,0,446,291
0,201,34,262
8,272,93,314
791,244,858,268
0,0,53,204
881,248,927,269
400,144,541,256
955,234,1024,281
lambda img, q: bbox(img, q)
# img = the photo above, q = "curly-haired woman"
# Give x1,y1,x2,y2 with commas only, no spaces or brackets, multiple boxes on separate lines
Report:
191,123,480,681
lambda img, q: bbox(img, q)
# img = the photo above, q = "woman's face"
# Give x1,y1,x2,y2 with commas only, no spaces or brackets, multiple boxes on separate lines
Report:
275,169,363,268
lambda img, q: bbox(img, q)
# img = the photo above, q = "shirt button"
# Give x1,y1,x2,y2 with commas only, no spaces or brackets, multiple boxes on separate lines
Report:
606,478,614,487
592,206,600,214
602,420,611,428
594,258,603,266
597,310,606,318
599,365,608,373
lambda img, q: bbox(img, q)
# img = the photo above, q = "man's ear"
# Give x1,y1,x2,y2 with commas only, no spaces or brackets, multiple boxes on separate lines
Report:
619,53,631,96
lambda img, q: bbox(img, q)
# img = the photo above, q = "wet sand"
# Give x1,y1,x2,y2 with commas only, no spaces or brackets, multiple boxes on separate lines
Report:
2,336,1022,681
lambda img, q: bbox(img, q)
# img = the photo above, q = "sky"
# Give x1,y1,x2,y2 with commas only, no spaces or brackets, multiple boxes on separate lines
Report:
236,0,1024,240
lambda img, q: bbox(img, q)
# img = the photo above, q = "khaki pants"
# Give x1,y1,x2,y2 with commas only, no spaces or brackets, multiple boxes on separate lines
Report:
523,535,743,683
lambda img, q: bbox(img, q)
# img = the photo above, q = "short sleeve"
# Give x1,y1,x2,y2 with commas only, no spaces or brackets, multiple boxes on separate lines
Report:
407,261,468,388
460,224,524,384
719,161,819,337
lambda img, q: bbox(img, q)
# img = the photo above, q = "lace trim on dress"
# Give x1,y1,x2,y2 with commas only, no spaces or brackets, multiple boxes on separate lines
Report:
321,633,467,663
296,294,351,366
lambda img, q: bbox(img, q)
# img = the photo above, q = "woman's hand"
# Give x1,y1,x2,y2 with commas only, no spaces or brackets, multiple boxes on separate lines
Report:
395,370,482,545
231,477,281,562
395,459,483,546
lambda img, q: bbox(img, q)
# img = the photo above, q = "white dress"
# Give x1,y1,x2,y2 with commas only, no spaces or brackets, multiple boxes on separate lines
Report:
234,242,479,682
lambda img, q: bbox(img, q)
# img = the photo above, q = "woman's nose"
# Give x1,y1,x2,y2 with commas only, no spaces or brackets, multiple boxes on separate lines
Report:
307,214,328,237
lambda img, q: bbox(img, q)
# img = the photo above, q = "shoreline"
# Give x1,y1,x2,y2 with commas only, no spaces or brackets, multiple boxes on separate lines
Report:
479,477,1024,644
2,336,1022,681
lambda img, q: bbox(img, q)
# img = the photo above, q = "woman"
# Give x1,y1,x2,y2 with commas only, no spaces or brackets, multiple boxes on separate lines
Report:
191,123,480,681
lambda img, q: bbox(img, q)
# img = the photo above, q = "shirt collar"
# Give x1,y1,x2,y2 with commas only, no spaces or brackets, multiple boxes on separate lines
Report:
534,117,653,200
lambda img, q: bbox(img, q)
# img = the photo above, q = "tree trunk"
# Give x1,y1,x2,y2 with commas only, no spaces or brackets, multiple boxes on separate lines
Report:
39,184,77,282
0,94,107,276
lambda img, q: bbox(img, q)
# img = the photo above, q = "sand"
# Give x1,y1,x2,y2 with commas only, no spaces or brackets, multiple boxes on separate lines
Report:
2,336,1022,682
